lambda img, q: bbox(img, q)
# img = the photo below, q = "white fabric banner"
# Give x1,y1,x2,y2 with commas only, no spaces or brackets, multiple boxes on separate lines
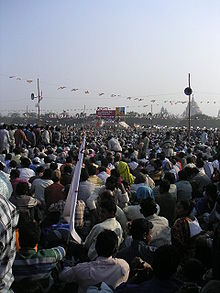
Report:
63,136,86,243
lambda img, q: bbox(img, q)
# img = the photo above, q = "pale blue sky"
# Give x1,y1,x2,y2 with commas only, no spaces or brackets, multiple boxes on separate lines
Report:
1,0,220,116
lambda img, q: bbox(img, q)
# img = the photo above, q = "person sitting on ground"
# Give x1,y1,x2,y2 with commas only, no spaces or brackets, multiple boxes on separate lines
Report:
175,169,192,202
44,169,66,211
60,164,73,186
123,185,154,221
78,168,98,204
116,245,182,293
140,197,171,248
84,196,123,260
116,218,156,270
59,230,129,293
12,219,65,293
31,168,53,206
87,164,103,186
172,200,203,262
18,157,35,181
10,181,41,224
154,179,176,226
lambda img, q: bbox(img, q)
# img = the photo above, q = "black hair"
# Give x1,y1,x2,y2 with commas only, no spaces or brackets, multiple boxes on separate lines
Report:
19,220,41,248
95,230,118,257
36,165,44,174
105,176,117,191
42,168,53,179
178,170,188,181
10,168,20,179
50,161,58,171
20,157,31,168
164,172,175,184
159,179,170,193
130,218,153,240
152,245,180,280
16,182,30,196
140,198,157,217
80,168,89,182
9,160,17,168
100,196,117,216
87,164,97,176
63,165,72,174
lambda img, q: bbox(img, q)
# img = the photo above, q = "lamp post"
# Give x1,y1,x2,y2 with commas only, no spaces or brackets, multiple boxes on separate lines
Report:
184,73,193,142
31,78,42,126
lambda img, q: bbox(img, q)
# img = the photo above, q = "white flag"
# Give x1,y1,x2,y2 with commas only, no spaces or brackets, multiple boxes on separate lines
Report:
63,136,86,243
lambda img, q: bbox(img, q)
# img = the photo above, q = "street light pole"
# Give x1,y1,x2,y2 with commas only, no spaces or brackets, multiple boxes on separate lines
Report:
37,78,41,126
184,73,193,143
188,73,191,142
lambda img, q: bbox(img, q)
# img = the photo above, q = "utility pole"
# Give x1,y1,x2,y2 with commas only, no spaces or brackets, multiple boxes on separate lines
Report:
188,73,191,142
184,73,193,142
37,78,41,126
31,79,43,126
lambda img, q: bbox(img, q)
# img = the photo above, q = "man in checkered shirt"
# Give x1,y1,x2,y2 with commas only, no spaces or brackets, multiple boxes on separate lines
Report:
0,193,19,292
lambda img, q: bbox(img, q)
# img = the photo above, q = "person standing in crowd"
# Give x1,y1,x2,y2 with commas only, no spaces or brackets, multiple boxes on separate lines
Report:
138,131,150,159
160,131,175,158
0,124,10,154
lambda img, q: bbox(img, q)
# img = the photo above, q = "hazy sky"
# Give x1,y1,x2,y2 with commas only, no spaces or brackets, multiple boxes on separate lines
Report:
1,0,220,116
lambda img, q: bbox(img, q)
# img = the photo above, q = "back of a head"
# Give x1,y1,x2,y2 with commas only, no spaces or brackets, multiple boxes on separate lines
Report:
105,176,117,191
10,168,20,179
42,168,53,180
16,182,29,196
21,157,31,168
63,165,72,174
136,186,154,201
140,197,157,218
134,172,146,184
164,172,175,184
100,196,117,217
152,245,179,280
178,170,188,181
130,218,153,240
87,164,97,176
159,179,170,194
80,168,89,182
95,230,118,257
19,220,41,248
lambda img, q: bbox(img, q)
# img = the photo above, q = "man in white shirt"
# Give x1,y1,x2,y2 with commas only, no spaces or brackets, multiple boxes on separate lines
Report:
59,230,129,293
84,196,123,260
18,157,35,181
108,136,122,152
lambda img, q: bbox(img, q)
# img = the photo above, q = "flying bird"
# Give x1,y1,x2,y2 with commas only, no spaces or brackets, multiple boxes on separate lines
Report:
134,98,138,100
126,97,132,100
99,93,104,96
26,80,33,83
57,86,66,90
71,88,78,91
111,94,116,97
85,90,89,94
9,76,16,79
150,99,156,103
139,98,144,101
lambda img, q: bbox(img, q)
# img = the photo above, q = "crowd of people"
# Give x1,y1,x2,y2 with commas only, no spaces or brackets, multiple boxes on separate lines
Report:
0,122,220,293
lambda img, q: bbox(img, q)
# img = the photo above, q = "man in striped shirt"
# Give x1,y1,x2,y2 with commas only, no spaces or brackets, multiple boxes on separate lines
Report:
12,220,65,292
0,193,19,293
